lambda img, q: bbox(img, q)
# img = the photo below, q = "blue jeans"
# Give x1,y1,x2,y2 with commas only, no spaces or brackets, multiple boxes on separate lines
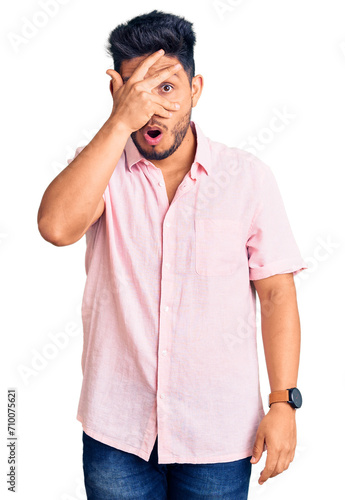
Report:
82,431,252,499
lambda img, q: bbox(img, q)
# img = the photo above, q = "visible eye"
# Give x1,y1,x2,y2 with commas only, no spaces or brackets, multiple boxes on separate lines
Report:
161,83,174,93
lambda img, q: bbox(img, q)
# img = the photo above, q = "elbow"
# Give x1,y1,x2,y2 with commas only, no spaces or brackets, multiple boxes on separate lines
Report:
37,217,70,247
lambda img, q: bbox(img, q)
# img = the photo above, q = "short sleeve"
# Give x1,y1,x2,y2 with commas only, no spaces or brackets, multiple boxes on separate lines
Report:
246,162,308,280
67,145,107,203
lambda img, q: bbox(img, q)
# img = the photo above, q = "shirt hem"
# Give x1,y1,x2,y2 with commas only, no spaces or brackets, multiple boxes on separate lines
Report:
78,414,255,465
77,413,151,462
157,448,254,465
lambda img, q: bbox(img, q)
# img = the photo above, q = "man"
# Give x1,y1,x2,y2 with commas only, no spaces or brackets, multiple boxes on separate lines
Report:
37,9,308,500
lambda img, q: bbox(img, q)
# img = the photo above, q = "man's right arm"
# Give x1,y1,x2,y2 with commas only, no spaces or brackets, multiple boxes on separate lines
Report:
37,118,130,246
37,49,182,247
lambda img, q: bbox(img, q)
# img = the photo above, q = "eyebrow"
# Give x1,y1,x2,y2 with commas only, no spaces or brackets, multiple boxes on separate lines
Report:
122,73,180,83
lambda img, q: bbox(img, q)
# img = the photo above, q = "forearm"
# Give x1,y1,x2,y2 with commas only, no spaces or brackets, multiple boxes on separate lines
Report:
260,279,301,393
37,117,130,245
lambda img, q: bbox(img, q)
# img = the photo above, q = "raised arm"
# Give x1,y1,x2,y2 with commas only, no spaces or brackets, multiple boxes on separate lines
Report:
37,48,182,246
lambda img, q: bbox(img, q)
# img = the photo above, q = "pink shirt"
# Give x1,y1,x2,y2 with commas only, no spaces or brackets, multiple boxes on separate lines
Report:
69,120,308,464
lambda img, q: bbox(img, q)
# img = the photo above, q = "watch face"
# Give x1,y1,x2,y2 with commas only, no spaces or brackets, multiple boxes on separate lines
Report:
290,388,302,408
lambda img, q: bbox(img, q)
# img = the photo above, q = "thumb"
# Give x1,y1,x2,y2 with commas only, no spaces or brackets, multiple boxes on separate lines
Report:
105,69,123,95
250,434,265,464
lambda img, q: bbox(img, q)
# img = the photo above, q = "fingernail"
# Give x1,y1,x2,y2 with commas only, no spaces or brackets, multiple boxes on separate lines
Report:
250,457,255,463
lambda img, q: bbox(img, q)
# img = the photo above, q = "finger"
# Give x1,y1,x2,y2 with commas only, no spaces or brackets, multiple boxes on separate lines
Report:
284,455,292,471
106,69,123,95
149,93,180,112
142,63,182,92
270,452,289,478
137,91,177,119
150,102,173,119
258,451,279,485
129,49,166,83
250,433,265,464
285,450,295,470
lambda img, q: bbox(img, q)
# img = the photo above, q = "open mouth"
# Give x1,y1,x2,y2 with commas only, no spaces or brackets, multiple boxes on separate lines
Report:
143,127,164,145
147,129,162,138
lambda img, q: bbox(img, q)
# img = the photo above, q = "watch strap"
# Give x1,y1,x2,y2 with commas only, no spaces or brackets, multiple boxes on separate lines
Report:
269,389,290,407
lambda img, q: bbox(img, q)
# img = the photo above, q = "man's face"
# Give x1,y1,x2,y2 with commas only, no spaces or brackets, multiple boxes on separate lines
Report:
120,54,202,161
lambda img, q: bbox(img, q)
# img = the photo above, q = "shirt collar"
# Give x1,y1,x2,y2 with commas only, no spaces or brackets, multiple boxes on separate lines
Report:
124,120,212,179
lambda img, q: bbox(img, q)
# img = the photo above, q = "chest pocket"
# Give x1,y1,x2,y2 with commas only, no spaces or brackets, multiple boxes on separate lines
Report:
195,218,242,276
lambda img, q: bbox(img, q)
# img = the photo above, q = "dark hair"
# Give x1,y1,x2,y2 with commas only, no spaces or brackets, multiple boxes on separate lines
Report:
105,10,196,86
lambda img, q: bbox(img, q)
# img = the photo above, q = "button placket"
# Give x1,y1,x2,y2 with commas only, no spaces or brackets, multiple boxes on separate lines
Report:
155,169,197,443
157,214,175,436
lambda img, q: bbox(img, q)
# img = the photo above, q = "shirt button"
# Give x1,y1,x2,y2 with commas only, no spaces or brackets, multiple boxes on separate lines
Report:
144,160,149,165
160,394,165,399
164,306,169,312
158,181,164,187
162,350,167,356
165,263,170,269
165,222,171,227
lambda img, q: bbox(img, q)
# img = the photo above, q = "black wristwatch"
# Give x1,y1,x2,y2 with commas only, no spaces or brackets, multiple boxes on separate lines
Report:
268,387,302,409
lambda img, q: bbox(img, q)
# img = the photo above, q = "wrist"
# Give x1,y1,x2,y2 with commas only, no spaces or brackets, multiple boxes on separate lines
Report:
269,402,296,414
105,116,132,139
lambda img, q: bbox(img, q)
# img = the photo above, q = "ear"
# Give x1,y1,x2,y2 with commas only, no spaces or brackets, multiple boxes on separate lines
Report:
191,74,204,108
109,79,113,96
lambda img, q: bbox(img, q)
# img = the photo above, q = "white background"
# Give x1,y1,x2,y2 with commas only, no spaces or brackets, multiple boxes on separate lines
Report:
1,0,343,498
